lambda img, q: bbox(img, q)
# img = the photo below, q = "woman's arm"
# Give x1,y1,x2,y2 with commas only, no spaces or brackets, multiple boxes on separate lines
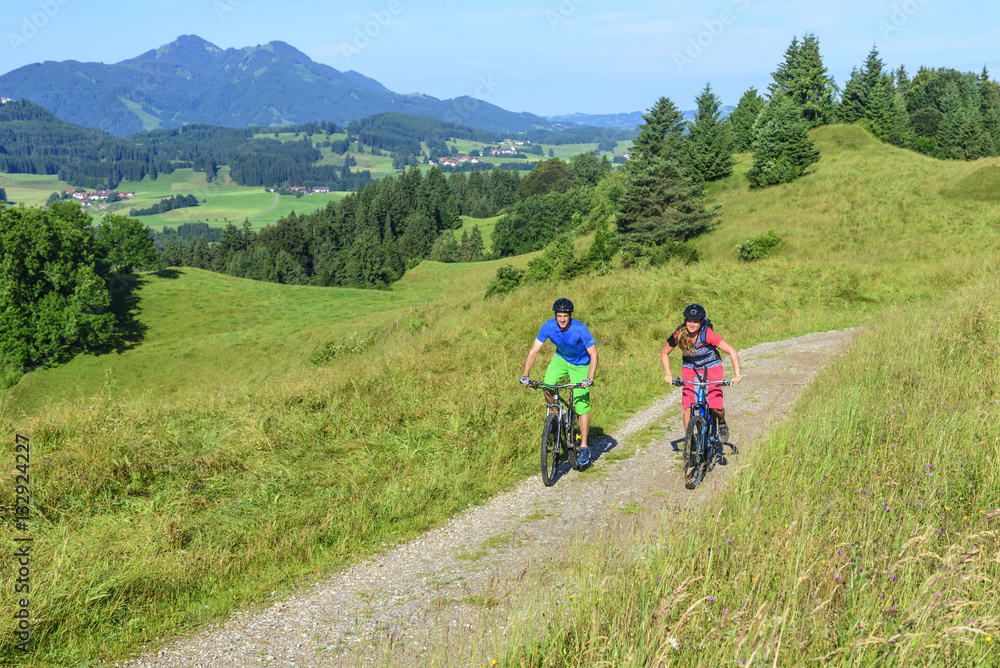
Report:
660,342,675,381
717,338,742,384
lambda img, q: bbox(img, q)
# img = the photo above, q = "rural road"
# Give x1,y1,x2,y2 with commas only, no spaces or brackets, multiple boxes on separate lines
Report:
119,328,860,667
248,194,280,222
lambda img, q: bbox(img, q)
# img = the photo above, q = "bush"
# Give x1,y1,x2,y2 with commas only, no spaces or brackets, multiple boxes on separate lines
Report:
620,241,699,268
484,265,524,299
736,229,783,262
307,335,374,365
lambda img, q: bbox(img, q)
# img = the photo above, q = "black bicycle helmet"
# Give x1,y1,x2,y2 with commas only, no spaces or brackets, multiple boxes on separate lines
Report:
552,297,574,313
683,303,706,320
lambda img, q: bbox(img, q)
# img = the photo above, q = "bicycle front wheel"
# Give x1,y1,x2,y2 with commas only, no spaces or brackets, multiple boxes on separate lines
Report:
541,414,561,487
565,415,579,470
684,415,707,489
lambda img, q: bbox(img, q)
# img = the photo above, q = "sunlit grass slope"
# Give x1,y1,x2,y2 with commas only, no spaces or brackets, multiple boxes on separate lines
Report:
2,125,1000,665
507,276,1000,667
6,254,529,417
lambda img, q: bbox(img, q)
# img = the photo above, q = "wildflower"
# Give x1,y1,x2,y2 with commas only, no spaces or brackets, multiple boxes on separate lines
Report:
987,636,993,643
666,636,680,650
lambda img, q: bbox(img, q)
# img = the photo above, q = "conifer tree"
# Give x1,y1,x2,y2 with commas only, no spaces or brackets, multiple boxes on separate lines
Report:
616,156,717,245
886,92,916,148
466,225,485,262
746,97,821,189
686,83,734,182
633,97,687,162
839,45,891,124
346,227,390,288
769,33,837,126
458,229,471,262
729,88,766,152
937,81,967,159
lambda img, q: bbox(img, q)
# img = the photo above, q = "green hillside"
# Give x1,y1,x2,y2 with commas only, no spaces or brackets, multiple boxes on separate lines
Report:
6,254,528,416
2,125,999,665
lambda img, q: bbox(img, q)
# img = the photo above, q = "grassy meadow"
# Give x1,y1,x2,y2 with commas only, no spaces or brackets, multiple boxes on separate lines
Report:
1,167,350,230
506,279,1000,667
1,125,999,665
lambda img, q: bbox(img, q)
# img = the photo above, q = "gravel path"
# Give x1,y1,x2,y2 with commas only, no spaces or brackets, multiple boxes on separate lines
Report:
119,329,860,667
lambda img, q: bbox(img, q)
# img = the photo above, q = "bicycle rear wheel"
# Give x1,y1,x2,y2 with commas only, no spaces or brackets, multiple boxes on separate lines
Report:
684,415,707,489
707,416,721,472
541,414,561,487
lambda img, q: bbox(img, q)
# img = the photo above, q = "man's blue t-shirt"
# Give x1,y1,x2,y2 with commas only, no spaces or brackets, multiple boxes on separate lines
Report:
536,318,596,366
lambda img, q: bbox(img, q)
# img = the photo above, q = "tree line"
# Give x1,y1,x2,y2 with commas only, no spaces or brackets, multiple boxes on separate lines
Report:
155,166,523,289
129,194,200,217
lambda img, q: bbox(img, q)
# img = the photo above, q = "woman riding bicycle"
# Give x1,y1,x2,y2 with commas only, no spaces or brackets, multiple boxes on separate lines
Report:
661,303,741,441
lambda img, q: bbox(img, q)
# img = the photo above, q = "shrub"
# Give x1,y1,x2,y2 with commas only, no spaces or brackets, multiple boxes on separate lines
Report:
484,265,524,299
736,229,782,262
620,241,699,268
307,335,374,365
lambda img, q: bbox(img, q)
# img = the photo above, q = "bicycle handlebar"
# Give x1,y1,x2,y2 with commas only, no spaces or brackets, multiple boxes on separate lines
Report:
527,380,591,390
671,377,732,388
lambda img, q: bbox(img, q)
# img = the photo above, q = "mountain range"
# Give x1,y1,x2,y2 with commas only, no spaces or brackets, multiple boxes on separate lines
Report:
0,35,585,137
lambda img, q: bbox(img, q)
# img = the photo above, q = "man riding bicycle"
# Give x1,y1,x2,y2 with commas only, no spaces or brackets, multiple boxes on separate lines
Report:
520,298,598,466
661,303,741,441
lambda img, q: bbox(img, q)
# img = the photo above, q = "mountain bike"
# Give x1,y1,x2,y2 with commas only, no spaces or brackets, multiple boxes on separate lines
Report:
672,372,732,490
527,380,587,486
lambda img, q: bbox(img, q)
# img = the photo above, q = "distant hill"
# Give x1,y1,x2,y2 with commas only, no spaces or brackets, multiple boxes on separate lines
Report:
0,35,559,136
547,107,736,129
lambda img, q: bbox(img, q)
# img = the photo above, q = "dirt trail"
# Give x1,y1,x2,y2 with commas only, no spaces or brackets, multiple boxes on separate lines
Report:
120,329,860,668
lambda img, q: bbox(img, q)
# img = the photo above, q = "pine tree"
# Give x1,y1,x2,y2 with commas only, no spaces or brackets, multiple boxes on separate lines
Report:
686,83,734,181
746,97,821,189
382,236,405,280
346,227,390,289
458,229,471,262
886,92,915,148
866,79,894,141
616,156,717,245
466,225,485,262
729,88,766,152
937,81,967,159
633,97,686,162
839,45,890,123
399,211,435,259
795,33,837,126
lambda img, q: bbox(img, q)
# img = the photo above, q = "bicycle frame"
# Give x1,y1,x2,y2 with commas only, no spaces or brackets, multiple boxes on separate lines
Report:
529,380,585,484
673,370,730,489
533,381,578,440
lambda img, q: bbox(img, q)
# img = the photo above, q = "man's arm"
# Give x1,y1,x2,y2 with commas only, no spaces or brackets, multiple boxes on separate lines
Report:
586,344,598,382
521,338,545,379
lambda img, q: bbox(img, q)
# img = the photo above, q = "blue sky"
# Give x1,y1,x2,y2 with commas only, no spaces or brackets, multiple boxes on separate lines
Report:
3,0,999,117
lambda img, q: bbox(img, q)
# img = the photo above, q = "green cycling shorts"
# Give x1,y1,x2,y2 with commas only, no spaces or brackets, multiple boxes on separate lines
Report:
543,355,591,415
